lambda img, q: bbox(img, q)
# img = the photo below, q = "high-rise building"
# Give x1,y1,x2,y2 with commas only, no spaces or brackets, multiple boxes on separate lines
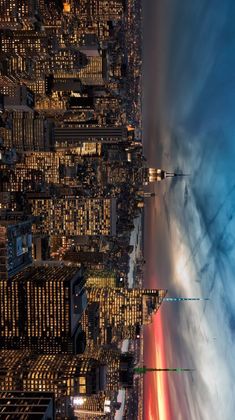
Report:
49,49,85,77
76,49,106,86
30,196,117,237
82,347,135,393
81,302,100,350
73,393,119,419
0,1,20,29
77,0,124,22
0,147,104,192
0,265,87,354
143,168,186,184
87,287,167,343
4,84,34,111
0,350,107,399
0,391,55,420
86,269,118,288
53,126,128,148
63,249,106,270
0,111,48,151
0,219,32,280
1,29,48,57
32,234,50,261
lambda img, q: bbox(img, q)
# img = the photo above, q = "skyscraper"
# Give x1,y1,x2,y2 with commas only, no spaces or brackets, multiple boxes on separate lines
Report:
81,302,100,350
0,219,32,280
143,167,187,184
87,287,167,343
0,350,107,398
0,391,55,420
30,196,117,237
0,111,48,151
0,265,87,354
73,393,113,419
0,147,104,193
53,126,128,148
86,269,118,288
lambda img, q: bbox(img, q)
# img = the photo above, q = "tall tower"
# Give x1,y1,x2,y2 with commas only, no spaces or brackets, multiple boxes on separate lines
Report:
143,168,187,185
134,366,194,374
164,297,209,302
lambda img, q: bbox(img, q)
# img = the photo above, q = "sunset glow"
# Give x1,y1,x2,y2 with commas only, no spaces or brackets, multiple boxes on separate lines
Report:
144,274,172,420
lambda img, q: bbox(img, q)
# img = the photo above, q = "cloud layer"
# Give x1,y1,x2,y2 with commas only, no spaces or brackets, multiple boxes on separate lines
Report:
144,1,235,418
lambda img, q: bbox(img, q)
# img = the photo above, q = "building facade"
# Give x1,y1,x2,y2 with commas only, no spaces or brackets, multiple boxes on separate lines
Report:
0,350,107,398
0,219,32,279
0,391,55,420
0,265,87,354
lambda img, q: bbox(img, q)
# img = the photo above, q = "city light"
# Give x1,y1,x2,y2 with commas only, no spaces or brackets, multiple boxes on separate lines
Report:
63,2,71,13
0,0,151,418
73,397,87,406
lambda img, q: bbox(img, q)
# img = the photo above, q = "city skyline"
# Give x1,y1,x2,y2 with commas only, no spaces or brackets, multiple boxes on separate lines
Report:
0,1,156,419
1,1,232,419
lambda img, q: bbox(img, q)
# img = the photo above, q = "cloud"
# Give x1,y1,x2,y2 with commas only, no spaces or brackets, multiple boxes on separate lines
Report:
144,1,235,419
158,136,235,419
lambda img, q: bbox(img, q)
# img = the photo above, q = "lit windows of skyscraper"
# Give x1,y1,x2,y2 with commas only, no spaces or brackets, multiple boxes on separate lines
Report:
0,1,20,29
73,393,111,419
0,1,145,417
30,196,117,237
0,146,105,193
0,265,87,354
75,0,124,23
86,269,118,288
87,287,167,343
0,350,107,398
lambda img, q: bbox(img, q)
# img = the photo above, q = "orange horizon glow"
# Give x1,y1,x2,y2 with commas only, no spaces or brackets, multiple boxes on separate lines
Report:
144,280,172,420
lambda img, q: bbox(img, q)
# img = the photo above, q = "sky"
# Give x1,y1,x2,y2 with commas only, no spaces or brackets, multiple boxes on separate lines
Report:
143,1,235,419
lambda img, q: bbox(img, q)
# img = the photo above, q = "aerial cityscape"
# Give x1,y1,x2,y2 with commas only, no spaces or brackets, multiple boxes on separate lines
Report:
0,1,157,419
1,1,235,420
